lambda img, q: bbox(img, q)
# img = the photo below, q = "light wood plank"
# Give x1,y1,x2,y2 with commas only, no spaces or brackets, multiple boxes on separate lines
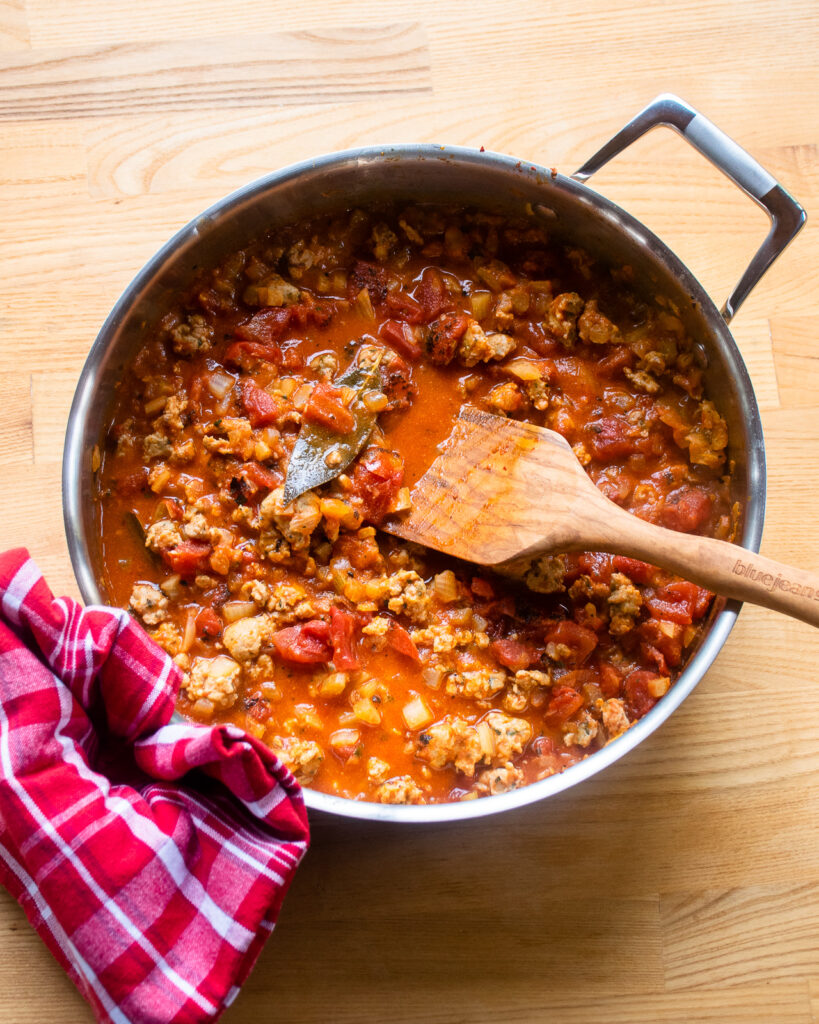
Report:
770,317,819,409
0,374,32,466
661,884,819,990
0,0,28,51
0,25,431,120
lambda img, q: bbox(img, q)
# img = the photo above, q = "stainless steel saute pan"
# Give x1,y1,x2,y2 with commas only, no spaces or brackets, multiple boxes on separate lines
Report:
63,94,805,822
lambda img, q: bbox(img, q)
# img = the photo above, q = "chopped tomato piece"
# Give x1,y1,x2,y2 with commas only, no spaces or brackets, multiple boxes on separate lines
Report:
623,670,659,718
645,581,713,624
351,447,404,523
303,382,356,434
470,577,496,600
638,619,684,670
225,341,283,369
242,461,280,490
545,620,598,665
240,380,284,428
380,319,422,360
545,685,585,723
271,620,332,664
236,307,291,344
576,552,616,583
596,345,634,378
414,267,450,320
660,487,712,533
163,541,212,577
195,606,222,639
489,637,536,671
385,290,426,324
349,261,388,304
598,661,623,698
387,621,421,663
587,416,649,461
329,606,360,670
612,556,656,584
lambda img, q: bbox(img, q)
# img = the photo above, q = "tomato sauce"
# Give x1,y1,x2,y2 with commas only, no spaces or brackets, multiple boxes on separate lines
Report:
95,205,737,805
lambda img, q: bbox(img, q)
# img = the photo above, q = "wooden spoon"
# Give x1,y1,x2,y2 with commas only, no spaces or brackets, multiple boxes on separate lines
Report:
384,406,819,628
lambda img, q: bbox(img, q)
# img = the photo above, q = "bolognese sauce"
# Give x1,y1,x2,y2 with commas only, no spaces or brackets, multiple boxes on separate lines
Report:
96,204,737,804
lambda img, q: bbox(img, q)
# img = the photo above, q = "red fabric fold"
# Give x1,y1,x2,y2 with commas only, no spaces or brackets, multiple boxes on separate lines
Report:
0,548,310,1024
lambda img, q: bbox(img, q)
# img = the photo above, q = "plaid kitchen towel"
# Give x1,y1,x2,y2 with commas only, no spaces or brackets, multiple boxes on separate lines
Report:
0,548,310,1024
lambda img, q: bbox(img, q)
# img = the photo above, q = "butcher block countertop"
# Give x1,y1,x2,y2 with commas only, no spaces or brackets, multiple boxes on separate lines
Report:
1,1,818,1021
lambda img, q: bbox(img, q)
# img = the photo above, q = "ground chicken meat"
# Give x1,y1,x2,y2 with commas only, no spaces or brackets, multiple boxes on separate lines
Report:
243,272,301,308
260,488,322,551
562,709,599,748
144,519,182,553
598,697,630,740
269,736,324,785
184,655,241,710
608,572,643,635
684,400,729,468
503,668,551,712
385,570,431,624
623,367,661,395
371,222,398,262
458,320,516,367
203,417,255,460
168,313,213,356
374,776,425,804
158,395,188,434
143,432,172,460
417,717,483,776
222,614,272,662
475,765,524,795
485,381,524,414
149,621,182,656
577,300,621,345
170,438,196,464
545,292,584,348
523,553,567,594
445,669,506,702
483,710,532,764
129,583,168,626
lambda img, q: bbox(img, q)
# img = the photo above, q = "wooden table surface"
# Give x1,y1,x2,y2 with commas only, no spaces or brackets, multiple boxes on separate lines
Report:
1,1,818,1021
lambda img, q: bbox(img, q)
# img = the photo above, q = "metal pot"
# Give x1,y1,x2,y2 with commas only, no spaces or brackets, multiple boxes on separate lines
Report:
63,94,805,823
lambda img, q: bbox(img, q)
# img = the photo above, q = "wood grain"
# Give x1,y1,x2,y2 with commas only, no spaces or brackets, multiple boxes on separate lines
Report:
0,24,430,119
1,0,818,1021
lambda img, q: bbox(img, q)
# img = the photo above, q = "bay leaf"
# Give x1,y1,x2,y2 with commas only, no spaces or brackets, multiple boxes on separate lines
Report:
282,344,385,504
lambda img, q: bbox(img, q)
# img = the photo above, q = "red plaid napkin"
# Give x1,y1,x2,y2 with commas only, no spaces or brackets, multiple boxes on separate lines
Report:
0,548,310,1023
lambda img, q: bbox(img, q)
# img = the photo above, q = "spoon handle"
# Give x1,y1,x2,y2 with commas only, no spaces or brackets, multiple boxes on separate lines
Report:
603,508,819,628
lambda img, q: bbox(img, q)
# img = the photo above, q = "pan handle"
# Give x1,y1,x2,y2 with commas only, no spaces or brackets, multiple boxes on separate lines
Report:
572,93,806,323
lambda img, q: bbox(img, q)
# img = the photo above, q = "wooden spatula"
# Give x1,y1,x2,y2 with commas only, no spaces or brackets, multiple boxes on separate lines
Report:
384,406,819,628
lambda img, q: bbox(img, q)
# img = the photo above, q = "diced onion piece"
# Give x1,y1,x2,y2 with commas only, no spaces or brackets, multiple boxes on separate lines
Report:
191,698,214,718
476,719,496,758
402,695,432,731
658,620,679,638
647,676,671,698
319,672,348,698
149,467,171,493
433,570,458,603
470,291,492,320
180,608,197,653
330,728,360,750
261,682,281,701
422,666,445,690
206,371,236,399
505,358,543,382
277,377,298,398
354,286,375,319
389,487,412,513
352,698,381,726
160,573,182,599
144,396,168,416
471,612,488,631
361,389,388,413
222,600,258,623
359,678,378,699
246,720,266,739
292,383,314,411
